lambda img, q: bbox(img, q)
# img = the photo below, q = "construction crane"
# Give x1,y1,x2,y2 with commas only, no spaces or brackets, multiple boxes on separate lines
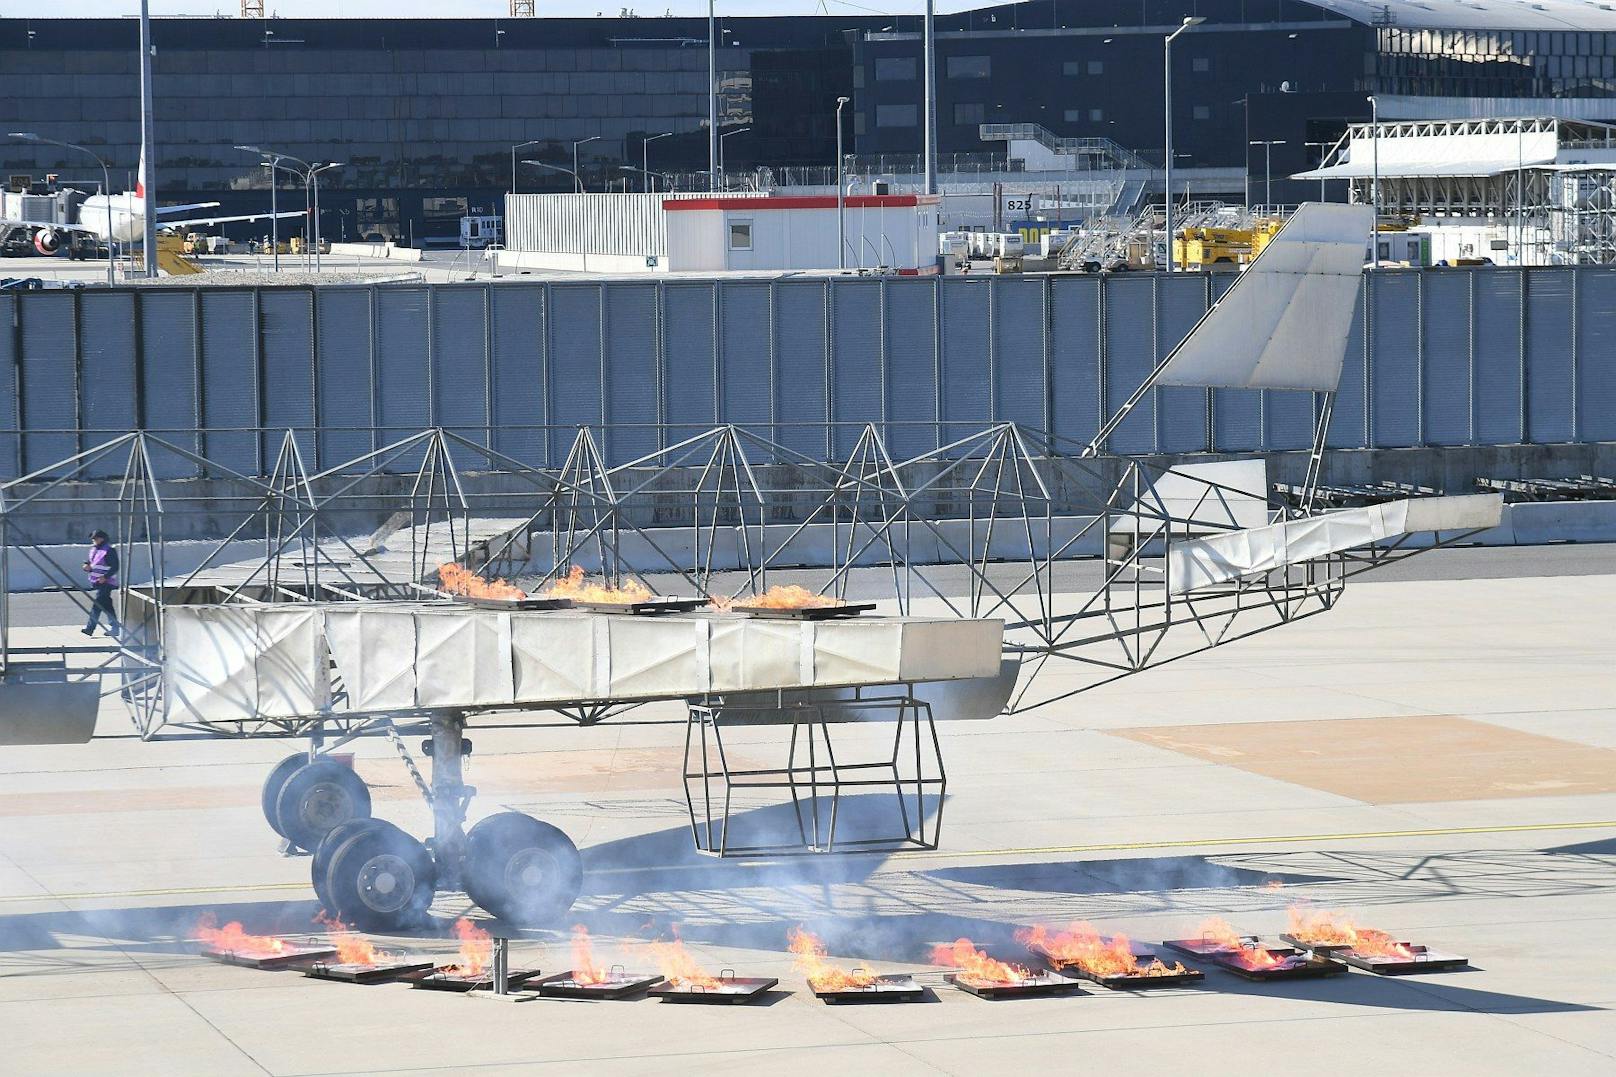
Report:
241,0,264,16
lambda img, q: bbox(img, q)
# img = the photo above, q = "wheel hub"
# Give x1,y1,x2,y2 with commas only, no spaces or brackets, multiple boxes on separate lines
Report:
357,853,415,913
506,847,551,893
301,782,354,828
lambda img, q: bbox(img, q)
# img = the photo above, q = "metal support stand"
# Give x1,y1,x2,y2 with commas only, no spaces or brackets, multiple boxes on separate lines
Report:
491,937,510,995
428,711,473,889
683,690,945,857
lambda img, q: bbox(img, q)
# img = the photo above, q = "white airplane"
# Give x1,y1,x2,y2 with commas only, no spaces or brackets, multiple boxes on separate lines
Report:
2,150,300,254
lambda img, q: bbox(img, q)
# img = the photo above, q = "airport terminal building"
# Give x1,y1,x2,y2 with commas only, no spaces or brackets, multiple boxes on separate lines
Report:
3,1,1616,243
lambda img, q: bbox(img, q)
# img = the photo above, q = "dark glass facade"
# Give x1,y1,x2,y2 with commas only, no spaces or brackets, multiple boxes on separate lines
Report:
4,3,1611,241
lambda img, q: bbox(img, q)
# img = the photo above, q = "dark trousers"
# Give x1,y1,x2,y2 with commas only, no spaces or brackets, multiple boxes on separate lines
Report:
86,583,120,633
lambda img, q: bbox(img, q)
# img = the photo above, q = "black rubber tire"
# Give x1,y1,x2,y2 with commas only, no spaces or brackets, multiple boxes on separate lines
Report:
463,812,583,927
261,754,309,838
311,818,398,911
274,759,372,853
324,824,437,932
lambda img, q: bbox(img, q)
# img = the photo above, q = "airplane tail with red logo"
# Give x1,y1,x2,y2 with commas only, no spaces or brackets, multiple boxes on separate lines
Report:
134,147,146,202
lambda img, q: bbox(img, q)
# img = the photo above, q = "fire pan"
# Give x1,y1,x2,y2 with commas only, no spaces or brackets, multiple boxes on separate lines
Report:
572,598,709,616
200,942,337,970
530,969,665,999
1279,938,1469,976
1028,937,1204,990
1161,940,1346,982
731,602,877,620
944,971,1082,1000
811,974,927,1004
455,596,575,612
302,959,436,985
400,966,546,992
648,973,778,1004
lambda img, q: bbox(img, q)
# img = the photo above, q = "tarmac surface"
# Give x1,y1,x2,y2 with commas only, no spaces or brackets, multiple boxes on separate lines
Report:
2,548,1614,1074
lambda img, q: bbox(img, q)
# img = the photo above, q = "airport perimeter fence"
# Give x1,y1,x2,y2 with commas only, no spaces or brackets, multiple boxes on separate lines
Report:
1,264,1613,480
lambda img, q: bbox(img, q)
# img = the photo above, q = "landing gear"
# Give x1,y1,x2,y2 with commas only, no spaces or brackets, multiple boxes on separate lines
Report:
274,759,372,852
280,711,583,926
464,813,582,927
323,822,437,932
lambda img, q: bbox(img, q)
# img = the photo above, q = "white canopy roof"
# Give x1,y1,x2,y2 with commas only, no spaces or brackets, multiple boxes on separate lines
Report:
1294,122,1562,181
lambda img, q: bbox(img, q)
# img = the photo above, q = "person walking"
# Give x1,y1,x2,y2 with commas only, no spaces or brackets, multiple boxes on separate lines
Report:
81,529,121,639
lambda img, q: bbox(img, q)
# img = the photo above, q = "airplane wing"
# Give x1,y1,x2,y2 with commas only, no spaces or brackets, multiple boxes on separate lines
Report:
160,210,304,229
0,217,99,234
154,201,223,216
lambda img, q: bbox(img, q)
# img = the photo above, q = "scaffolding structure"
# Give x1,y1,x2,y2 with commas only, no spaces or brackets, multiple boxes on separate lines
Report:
0,419,1486,743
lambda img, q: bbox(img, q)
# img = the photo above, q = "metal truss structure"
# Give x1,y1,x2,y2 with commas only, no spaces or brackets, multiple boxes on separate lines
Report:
0,419,1463,743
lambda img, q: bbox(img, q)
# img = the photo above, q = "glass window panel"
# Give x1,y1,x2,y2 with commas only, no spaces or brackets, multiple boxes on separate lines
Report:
875,56,917,81
946,55,990,79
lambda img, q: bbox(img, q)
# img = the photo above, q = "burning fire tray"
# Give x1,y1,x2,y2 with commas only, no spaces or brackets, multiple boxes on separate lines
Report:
1056,964,1204,990
400,966,546,992
571,598,709,616
200,942,338,970
732,602,877,620
944,971,1083,1000
1279,938,1469,976
811,974,927,1004
302,959,437,985
456,596,574,611
1169,944,1346,982
530,970,665,999
648,975,778,1004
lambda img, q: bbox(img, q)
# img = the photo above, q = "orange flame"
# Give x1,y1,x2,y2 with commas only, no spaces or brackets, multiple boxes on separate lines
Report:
1017,922,1186,979
1191,917,1286,971
1286,906,1416,960
643,928,721,991
438,562,527,601
196,913,287,957
930,937,1031,986
788,927,878,992
713,585,843,612
442,917,492,977
315,911,393,966
570,924,613,985
541,566,653,605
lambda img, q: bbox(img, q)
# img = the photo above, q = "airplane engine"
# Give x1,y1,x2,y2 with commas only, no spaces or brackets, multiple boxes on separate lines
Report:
32,228,60,255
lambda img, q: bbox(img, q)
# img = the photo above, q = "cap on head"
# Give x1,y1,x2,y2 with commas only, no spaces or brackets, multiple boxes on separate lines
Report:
91,529,109,542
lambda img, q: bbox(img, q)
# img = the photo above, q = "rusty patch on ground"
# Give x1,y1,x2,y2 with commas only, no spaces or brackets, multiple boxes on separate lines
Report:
1111,715,1616,804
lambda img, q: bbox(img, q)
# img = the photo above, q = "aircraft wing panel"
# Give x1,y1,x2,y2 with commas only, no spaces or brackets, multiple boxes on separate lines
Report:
0,218,99,234
161,210,303,228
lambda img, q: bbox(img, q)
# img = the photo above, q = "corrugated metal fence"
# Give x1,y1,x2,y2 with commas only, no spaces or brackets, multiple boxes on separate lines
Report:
2,265,1613,480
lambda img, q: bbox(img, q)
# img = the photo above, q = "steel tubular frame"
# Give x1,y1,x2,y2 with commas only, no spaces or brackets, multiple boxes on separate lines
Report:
1,420,1471,740
682,691,945,858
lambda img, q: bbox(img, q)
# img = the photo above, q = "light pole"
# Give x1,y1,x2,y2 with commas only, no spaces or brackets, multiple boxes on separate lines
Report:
642,131,672,193
1249,139,1287,209
137,0,157,277
708,0,719,191
306,162,341,271
510,139,542,196
923,0,937,195
836,96,849,271
524,159,582,193
10,133,114,286
718,126,749,190
236,143,287,270
1367,95,1380,264
1162,16,1204,275
571,136,600,194
1304,140,1330,202
620,164,674,190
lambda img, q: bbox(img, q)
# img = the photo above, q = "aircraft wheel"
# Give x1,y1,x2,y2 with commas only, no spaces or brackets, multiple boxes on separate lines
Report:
463,812,582,927
274,759,372,853
312,818,398,911
324,824,436,932
261,754,309,838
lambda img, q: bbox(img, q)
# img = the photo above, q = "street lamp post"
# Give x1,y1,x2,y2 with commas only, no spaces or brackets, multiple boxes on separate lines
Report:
10,133,115,286
306,162,341,271
524,160,582,193
923,0,937,195
137,0,157,277
1249,140,1287,209
510,139,542,196
642,132,672,193
1367,95,1380,264
571,136,600,194
718,126,749,190
835,96,849,271
708,0,719,191
235,144,286,270
1162,16,1204,274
